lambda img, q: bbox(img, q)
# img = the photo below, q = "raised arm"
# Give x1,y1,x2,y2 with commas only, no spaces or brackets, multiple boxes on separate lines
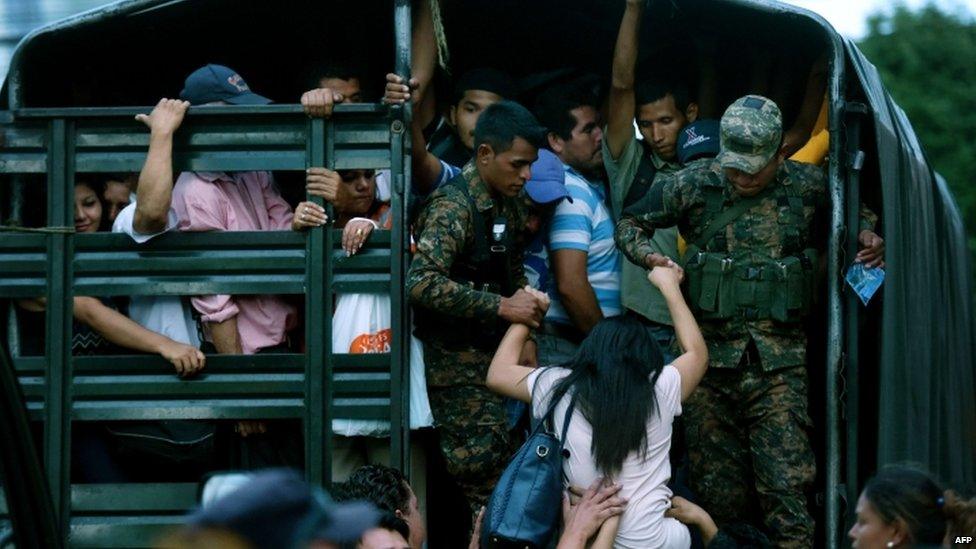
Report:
132,98,189,234
647,267,707,400
606,0,645,160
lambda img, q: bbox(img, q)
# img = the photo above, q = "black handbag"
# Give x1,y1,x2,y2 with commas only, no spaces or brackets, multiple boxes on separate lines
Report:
482,394,577,548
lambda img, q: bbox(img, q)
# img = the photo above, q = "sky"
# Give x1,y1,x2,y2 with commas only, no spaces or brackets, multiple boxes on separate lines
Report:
781,0,976,38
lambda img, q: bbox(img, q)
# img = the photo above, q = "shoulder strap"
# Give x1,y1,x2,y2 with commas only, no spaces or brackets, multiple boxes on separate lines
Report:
557,395,577,450
447,173,490,262
622,152,658,209
693,185,776,250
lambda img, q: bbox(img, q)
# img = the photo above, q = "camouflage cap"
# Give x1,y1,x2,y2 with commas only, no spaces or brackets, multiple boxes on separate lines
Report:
718,95,783,175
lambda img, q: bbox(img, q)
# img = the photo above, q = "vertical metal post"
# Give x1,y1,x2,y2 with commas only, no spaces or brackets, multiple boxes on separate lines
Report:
843,101,868,531
825,37,848,549
305,116,331,485
389,0,412,478
44,118,73,538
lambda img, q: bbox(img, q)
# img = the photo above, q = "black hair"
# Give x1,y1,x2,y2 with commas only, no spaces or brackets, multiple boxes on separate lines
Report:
74,178,110,231
544,315,666,475
306,63,360,90
336,464,411,515
862,466,948,545
634,77,694,114
473,100,546,154
533,85,599,141
454,67,517,104
377,511,411,543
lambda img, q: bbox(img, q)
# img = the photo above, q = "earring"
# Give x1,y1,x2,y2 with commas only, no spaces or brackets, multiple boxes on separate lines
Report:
886,542,895,548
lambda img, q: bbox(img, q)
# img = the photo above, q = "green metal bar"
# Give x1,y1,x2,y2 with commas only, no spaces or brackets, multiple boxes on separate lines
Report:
322,117,337,483
843,101,868,532
825,32,849,549
43,118,73,538
305,115,328,486
388,0,413,477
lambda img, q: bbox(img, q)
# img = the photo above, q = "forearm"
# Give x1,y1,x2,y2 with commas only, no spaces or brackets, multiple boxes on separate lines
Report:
73,297,170,355
489,324,531,379
661,283,705,360
134,131,175,234
611,2,643,92
589,516,621,549
411,117,442,193
208,317,242,354
557,282,604,333
615,216,657,267
411,0,436,107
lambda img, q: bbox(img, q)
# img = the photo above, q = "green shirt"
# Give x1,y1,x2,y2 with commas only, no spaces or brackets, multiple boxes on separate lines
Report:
602,133,682,325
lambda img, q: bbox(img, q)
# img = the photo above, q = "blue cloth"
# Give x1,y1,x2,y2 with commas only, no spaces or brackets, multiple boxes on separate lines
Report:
546,166,622,326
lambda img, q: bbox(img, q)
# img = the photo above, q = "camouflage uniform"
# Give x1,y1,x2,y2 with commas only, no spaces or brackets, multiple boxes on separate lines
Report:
615,96,877,548
407,161,526,513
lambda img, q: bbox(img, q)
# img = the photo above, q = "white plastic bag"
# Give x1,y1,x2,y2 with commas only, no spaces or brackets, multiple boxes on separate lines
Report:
331,292,434,436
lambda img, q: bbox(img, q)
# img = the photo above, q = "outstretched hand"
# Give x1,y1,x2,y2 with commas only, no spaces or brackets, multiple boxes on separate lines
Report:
648,264,684,289
560,479,627,546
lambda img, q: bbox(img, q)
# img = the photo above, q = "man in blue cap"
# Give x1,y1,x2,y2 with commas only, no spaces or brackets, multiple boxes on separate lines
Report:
533,84,620,365
173,64,301,463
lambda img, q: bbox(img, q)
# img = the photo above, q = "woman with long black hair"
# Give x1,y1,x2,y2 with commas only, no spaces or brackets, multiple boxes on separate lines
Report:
487,265,708,548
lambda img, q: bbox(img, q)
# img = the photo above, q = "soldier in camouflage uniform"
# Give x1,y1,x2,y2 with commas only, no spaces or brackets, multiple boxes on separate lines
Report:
408,101,549,515
615,95,886,547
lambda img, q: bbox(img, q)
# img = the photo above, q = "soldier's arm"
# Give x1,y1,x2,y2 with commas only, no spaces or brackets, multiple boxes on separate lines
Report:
614,174,689,268
407,195,501,319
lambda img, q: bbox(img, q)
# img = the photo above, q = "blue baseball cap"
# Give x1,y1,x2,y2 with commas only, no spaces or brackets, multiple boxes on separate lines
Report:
180,64,271,106
525,149,570,205
677,119,721,164
187,468,380,547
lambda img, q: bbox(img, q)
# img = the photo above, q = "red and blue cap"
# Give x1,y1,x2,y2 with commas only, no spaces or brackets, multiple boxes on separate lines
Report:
180,64,271,106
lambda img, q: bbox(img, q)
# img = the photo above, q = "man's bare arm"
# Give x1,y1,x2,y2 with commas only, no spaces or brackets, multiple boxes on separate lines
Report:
133,98,189,235
208,316,243,355
551,249,604,334
607,0,645,159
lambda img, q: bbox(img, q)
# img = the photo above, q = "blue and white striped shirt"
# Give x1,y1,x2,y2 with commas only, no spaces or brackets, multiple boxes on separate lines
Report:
546,166,622,326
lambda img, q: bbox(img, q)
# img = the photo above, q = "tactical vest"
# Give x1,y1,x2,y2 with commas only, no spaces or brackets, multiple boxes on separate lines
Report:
682,170,817,323
413,172,516,349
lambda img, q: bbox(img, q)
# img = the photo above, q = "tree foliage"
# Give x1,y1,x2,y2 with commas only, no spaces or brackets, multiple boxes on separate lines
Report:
858,4,976,255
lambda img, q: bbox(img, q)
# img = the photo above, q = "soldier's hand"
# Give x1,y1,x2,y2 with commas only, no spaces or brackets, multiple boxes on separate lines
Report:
856,230,885,269
561,479,627,544
644,252,676,270
135,98,189,137
306,167,341,202
301,87,344,118
383,73,418,105
499,289,546,328
648,265,683,290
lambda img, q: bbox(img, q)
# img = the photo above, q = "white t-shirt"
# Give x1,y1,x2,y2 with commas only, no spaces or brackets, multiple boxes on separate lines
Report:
526,365,691,549
112,201,201,348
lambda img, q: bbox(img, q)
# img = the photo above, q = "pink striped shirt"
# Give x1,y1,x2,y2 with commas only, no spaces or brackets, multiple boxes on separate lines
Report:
172,171,298,354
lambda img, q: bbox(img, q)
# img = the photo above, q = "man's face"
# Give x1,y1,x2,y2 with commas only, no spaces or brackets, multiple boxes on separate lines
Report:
477,137,538,198
334,169,377,215
551,106,603,176
723,155,782,197
398,484,426,549
636,94,696,161
319,77,362,103
450,89,503,151
357,528,410,549
102,179,131,223
521,199,558,244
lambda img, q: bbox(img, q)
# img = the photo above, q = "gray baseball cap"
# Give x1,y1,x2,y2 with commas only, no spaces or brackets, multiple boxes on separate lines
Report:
717,95,783,174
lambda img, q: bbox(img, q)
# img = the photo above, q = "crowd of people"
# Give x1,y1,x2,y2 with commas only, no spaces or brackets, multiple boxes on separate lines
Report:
13,0,974,547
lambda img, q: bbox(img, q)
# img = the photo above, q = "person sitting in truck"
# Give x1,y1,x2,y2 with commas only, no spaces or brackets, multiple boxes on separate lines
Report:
100,172,137,224
171,64,301,465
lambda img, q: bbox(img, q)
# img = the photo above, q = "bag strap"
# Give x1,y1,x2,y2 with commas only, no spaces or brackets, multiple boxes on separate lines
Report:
556,395,577,451
693,185,775,250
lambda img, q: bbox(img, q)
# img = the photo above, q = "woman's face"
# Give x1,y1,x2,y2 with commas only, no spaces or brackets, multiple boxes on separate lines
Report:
336,169,377,216
74,183,103,233
849,493,902,548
